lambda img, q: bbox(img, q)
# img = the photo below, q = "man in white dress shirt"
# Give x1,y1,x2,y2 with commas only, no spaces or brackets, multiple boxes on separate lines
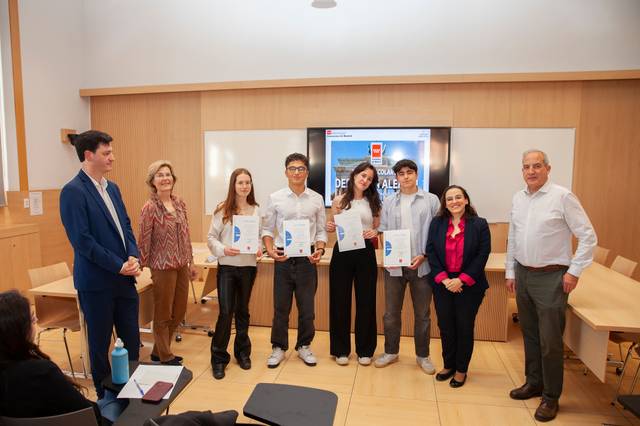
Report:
506,149,596,422
262,153,327,368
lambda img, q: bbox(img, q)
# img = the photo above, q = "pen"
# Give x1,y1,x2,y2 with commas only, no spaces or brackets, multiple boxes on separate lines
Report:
133,378,145,396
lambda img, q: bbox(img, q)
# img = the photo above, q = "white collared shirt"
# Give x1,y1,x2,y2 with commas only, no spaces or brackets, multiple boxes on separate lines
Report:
261,186,327,248
505,180,597,279
208,206,261,267
87,173,126,248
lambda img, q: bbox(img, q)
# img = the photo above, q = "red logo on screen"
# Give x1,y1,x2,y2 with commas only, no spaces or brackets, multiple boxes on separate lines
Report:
371,143,383,164
326,130,332,135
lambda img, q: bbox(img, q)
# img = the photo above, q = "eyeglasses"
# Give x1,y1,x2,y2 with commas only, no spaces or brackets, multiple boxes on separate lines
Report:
286,166,307,173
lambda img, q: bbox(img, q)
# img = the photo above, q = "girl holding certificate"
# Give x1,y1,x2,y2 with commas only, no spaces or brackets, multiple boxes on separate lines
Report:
327,162,382,366
426,185,490,388
207,168,261,380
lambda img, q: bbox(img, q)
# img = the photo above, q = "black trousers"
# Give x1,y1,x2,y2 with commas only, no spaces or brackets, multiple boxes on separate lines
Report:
210,265,256,366
271,257,318,351
432,276,485,373
329,240,378,357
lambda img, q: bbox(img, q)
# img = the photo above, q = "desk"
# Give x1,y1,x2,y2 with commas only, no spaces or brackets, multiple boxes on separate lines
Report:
29,269,153,374
490,253,640,382
243,383,337,426
103,362,193,426
192,242,510,341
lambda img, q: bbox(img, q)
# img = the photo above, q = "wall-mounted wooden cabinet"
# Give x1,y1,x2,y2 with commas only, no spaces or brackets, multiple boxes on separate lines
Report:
0,223,42,295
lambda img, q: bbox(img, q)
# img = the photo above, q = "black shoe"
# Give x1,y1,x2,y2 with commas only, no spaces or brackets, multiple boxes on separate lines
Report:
509,383,543,400
212,364,226,380
237,356,252,370
534,398,559,422
435,369,455,382
449,373,467,388
152,354,183,363
161,357,183,366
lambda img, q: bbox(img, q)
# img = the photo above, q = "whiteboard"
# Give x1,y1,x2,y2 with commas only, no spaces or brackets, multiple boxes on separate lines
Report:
450,128,575,222
204,130,306,214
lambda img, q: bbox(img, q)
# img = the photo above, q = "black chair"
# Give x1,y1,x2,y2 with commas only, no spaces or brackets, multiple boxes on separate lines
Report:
0,407,98,426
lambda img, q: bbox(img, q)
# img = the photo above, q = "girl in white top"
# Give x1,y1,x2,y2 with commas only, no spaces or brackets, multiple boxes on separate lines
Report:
207,168,262,380
326,162,382,366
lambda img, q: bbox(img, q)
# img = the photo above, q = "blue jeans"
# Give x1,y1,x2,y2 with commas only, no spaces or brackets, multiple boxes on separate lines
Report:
97,389,127,422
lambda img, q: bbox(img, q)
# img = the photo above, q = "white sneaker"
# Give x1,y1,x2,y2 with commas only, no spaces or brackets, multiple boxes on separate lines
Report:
358,356,372,366
335,356,349,366
374,353,398,368
267,347,285,369
297,345,317,366
417,356,436,375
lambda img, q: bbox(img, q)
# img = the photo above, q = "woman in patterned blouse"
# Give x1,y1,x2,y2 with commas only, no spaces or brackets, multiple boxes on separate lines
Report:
139,160,197,365
207,168,262,380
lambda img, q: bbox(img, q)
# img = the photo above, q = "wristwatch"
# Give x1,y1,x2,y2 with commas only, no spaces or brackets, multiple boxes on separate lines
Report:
318,248,326,255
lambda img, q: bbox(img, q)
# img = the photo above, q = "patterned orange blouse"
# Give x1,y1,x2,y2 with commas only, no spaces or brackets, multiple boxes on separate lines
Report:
138,194,193,270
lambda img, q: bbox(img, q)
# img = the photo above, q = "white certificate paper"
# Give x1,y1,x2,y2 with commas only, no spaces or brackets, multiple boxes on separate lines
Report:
283,219,311,257
334,211,365,252
232,215,260,254
383,229,411,267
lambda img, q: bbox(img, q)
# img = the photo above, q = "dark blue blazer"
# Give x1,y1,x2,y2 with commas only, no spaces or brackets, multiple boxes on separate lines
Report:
426,215,491,290
60,170,139,292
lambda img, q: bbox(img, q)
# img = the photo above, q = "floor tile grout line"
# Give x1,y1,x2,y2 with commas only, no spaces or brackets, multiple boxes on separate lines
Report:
341,359,360,426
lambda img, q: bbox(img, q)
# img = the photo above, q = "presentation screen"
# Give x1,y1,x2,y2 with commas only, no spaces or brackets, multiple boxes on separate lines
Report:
308,127,450,207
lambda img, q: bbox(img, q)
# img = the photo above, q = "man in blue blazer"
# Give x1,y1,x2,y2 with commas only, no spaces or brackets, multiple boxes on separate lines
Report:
60,130,141,398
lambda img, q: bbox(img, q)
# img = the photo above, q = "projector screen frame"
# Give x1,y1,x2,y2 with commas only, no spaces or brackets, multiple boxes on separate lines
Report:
307,127,451,207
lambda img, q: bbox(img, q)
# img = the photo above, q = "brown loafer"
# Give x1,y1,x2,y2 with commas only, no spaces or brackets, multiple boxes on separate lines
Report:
509,383,543,400
534,398,558,422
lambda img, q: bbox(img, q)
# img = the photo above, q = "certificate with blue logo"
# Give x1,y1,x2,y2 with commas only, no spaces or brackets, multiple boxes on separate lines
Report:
232,215,260,254
334,211,365,252
283,219,311,257
383,229,411,267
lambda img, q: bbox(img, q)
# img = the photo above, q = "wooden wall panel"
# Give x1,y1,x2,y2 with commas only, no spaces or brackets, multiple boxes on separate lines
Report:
0,190,72,268
90,92,203,243
201,84,454,130
450,83,512,127
575,80,640,280
508,82,582,127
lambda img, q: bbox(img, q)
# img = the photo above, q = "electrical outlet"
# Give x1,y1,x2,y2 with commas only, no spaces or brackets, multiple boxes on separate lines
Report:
23,198,30,208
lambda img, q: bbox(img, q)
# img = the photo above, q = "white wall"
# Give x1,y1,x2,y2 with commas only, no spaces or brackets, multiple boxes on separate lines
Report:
19,0,90,189
0,0,19,191
82,0,640,88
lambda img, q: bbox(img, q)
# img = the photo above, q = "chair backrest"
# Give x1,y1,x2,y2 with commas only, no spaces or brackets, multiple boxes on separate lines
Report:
28,263,78,329
610,255,638,278
27,263,71,288
593,246,610,265
0,407,98,426
489,222,508,252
